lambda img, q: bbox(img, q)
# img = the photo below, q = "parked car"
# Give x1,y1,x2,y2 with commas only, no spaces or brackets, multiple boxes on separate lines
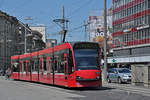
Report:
107,68,131,84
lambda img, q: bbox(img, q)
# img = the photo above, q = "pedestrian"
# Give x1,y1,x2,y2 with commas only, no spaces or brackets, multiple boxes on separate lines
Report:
5,68,11,80
7,68,11,79
5,69,8,79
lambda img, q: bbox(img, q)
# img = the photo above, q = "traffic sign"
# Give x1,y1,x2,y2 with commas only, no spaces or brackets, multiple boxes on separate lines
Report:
112,59,116,63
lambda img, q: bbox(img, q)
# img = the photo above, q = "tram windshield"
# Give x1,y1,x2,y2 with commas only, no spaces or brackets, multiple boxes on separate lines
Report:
74,49,99,70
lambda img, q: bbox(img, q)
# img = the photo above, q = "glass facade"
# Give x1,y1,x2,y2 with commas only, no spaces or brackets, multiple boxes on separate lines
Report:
112,0,150,57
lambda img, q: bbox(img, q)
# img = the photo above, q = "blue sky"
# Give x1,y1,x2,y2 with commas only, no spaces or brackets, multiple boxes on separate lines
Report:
0,0,112,43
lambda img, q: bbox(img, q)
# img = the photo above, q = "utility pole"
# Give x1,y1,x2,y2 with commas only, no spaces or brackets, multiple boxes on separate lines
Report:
62,6,66,43
25,26,27,53
104,0,107,82
53,6,69,43
4,27,7,70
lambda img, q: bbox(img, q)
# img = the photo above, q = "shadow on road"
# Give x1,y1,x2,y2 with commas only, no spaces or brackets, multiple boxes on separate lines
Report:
67,86,115,91
11,79,116,91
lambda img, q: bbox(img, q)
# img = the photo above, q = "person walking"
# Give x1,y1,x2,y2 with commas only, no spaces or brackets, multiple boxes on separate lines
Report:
5,68,11,80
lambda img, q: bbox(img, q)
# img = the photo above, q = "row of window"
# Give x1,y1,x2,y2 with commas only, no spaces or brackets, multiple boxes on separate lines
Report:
12,49,74,75
113,15,149,33
113,0,149,21
113,27,150,47
113,0,134,9
113,46,150,57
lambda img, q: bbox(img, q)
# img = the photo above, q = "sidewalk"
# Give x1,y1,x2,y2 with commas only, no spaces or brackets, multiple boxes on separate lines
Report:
103,82,150,97
102,78,150,89
0,76,12,80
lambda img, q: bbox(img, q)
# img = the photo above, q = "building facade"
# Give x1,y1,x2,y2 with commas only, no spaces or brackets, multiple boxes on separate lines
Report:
30,26,46,43
89,8,113,56
46,39,57,48
109,0,150,87
0,11,19,70
31,30,45,52
111,0,150,57
0,11,45,70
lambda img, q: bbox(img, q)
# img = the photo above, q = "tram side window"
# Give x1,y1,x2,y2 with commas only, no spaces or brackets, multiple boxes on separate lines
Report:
39,59,42,72
58,55,64,73
59,54,65,73
35,59,39,72
43,57,47,71
53,51,65,73
31,58,39,72
28,62,31,72
20,62,23,73
24,62,26,72
26,62,28,73
31,60,34,72
52,50,73,74
54,57,58,72
27,62,30,72
12,62,19,72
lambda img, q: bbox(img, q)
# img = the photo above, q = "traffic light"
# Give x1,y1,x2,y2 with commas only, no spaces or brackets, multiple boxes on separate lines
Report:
18,27,22,34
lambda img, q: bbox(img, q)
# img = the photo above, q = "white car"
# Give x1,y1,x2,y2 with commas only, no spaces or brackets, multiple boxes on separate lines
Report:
107,68,131,84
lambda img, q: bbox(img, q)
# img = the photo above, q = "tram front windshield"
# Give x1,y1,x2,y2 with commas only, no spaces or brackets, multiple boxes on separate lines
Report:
74,49,99,70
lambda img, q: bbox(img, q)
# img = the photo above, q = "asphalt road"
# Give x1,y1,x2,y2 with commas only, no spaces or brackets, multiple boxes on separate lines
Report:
0,77,150,100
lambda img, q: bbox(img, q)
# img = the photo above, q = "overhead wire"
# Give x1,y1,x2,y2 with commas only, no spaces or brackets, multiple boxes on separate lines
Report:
67,0,94,19
47,17,97,40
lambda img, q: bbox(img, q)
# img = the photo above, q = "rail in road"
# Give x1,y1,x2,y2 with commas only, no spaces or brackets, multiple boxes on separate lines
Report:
104,83,150,97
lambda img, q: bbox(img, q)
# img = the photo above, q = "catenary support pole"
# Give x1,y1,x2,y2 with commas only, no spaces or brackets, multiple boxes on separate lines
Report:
104,0,107,82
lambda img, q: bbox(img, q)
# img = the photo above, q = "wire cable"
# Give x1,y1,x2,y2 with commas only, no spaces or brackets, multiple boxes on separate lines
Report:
67,0,94,19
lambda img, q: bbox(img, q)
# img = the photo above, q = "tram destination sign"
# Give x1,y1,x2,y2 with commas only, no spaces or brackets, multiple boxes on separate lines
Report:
74,43,98,49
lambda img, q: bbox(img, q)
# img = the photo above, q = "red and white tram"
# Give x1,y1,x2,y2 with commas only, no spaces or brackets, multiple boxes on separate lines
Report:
11,42,102,88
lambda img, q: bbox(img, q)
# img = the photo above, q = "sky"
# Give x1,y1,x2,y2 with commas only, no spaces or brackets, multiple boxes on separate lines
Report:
0,0,112,43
